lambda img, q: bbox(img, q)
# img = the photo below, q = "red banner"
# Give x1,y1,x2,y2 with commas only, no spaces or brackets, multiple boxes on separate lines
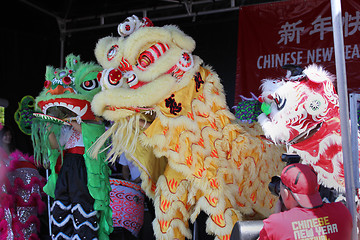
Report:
235,0,360,104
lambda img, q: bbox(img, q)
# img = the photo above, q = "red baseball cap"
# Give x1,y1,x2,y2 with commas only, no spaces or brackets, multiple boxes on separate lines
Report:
281,163,323,209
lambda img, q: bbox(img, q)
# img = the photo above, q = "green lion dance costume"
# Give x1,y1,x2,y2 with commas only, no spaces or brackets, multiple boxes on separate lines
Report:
31,54,112,240
91,16,286,240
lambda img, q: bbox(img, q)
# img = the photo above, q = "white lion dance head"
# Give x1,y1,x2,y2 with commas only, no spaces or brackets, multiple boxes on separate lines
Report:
258,64,357,191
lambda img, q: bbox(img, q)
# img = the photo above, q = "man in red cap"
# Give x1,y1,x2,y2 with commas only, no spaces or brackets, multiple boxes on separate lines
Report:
259,163,352,240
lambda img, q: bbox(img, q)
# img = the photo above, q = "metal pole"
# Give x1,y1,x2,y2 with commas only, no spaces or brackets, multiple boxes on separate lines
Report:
46,169,52,237
60,36,65,68
57,19,66,68
330,0,357,239
349,93,360,189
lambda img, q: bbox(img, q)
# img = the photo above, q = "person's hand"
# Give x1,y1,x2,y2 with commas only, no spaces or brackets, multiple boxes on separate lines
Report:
49,132,59,149
132,177,141,183
274,197,284,213
69,120,82,133
45,122,53,131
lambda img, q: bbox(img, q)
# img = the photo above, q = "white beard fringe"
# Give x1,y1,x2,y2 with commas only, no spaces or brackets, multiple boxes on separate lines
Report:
89,114,142,163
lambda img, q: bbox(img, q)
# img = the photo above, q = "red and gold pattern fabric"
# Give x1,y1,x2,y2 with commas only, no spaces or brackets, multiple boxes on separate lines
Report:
109,178,145,236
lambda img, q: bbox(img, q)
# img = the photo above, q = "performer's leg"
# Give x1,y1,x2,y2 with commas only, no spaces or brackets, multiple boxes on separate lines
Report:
191,211,213,240
68,154,99,240
51,157,73,240
71,203,99,239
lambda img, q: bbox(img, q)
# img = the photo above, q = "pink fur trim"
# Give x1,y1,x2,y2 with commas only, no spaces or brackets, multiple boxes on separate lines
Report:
15,193,46,214
13,215,41,232
0,191,15,209
29,233,40,240
13,176,45,191
9,150,35,164
12,217,24,240
7,150,38,172
0,150,43,239
11,215,41,240
0,219,10,240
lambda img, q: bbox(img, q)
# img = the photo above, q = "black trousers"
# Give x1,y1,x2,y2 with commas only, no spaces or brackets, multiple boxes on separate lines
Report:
51,153,99,240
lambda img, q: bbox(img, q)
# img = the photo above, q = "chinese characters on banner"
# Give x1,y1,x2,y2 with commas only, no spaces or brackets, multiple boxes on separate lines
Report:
235,0,360,104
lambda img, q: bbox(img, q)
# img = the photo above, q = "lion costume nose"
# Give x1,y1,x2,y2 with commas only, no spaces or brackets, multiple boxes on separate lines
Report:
46,85,75,95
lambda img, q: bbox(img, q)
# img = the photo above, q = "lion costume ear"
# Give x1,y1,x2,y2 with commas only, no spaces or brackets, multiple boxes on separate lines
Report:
302,64,336,116
163,25,196,53
303,64,335,84
45,66,55,81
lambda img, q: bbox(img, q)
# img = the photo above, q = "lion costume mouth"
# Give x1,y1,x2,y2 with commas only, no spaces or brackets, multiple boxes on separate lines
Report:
104,105,154,113
38,98,94,120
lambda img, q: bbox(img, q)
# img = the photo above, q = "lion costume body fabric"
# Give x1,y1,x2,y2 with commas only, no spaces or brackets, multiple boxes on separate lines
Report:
91,16,285,240
258,64,360,200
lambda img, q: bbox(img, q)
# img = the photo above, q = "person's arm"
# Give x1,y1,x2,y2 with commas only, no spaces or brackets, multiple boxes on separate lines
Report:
49,132,59,149
274,197,285,213
69,121,82,133
258,219,272,240
132,176,141,183
257,198,283,240
122,165,130,181
258,227,270,240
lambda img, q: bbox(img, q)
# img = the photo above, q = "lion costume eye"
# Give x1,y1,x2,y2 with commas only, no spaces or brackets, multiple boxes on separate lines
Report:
274,93,286,111
81,79,99,91
99,68,124,90
108,68,123,86
107,45,119,61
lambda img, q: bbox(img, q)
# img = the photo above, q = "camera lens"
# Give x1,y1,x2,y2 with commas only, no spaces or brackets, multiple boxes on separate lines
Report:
268,176,281,196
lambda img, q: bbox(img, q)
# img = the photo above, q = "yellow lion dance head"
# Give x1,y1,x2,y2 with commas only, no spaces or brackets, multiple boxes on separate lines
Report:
93,15,197,119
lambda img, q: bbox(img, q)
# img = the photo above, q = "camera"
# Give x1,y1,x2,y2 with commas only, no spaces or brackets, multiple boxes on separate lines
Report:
268,153,301,196
268,176,282,197
280,153,301,165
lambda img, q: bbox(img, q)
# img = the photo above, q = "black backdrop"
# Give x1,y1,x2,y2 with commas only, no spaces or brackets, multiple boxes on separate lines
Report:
1,1,240,154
